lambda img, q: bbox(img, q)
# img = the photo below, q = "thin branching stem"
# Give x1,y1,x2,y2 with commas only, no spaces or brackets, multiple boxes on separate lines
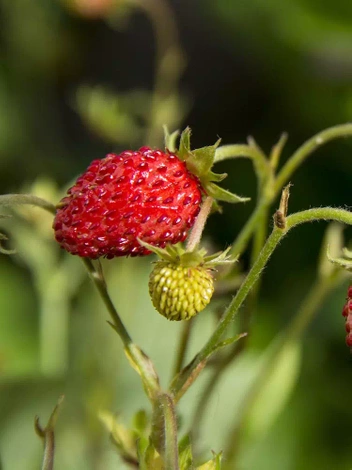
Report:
82,258,132,346
172,207,352,399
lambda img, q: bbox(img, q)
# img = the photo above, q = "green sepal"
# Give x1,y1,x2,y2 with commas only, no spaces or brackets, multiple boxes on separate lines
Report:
204,246,237,266
175,128,250,205
206,183,250,204
164,126,180,153
189,140,221,176
205,170,228,183
178,127,192,161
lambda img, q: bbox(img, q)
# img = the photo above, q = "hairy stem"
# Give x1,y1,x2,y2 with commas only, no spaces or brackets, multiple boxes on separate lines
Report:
152,393,179,469
0,194,56,215
274,123,352,195
82,259,161,401
215,144,270,182
82,258,132,346
172,207,352,399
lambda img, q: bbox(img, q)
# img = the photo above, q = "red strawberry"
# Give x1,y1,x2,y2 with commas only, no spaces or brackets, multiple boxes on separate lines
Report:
53,147,202,258
342,289,352,349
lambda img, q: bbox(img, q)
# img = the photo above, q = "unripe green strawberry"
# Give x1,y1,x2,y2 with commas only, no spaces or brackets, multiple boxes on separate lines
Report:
140,239,236,322
149,262,214,321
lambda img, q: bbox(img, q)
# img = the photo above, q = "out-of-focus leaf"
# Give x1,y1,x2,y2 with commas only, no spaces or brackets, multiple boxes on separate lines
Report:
75,86,149,145
245,340,302,438
196,451,222,469
178,434,193,469
99,410,137,462
132,409,149,436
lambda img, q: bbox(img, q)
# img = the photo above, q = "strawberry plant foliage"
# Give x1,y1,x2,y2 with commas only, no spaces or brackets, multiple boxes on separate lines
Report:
2,124,352,470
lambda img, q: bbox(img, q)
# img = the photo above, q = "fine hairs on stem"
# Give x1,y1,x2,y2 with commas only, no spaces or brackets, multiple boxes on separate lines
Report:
3,123,352,469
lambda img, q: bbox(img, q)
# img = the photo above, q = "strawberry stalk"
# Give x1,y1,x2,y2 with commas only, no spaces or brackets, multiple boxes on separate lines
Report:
185,196,213,252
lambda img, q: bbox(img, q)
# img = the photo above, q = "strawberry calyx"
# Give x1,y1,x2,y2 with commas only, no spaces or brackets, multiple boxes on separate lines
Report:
170,127,250,205
138,239,236,270
143,239,236,321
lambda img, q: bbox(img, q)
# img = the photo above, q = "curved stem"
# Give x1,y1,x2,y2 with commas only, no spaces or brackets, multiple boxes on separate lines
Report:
0,194,56,215
82,258,161,401
172,206,352,399
215,144,270,183
82,258,132,346
274,123,352,195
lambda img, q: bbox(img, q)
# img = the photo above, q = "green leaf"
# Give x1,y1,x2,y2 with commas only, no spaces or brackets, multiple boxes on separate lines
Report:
212,333,248,355
178,434,194,470
144,442,164,470
196,451,222,469
206,183,250,204
245,340,302,438
75,86,147,145
99,410,137,459
132,409,149,436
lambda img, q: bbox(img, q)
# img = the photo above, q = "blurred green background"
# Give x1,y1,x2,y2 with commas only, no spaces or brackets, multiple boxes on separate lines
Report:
1,0,352,468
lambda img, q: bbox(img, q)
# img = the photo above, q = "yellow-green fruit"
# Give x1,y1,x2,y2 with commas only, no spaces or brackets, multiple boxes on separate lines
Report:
149,262,214,321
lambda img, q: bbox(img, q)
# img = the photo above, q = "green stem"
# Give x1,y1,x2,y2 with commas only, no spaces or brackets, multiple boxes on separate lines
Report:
215,144,270,182
172,320,194,378
274,123,352,195
160,394,179,470
151,393,179,469
224,270,346,466
82,258,161,401
0,194,56,215
186,196,213,252
172,206,352,399
41,431,55,470
82,258,132,346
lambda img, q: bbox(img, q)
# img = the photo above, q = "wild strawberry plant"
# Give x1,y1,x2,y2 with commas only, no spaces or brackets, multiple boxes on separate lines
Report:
1,123,352,469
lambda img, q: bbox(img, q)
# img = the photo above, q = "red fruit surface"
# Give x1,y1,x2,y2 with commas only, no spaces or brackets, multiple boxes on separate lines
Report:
53,147,202,258
348,286,352,299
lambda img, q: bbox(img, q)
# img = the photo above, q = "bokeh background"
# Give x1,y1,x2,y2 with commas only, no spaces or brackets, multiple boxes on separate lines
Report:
1,0,352,468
